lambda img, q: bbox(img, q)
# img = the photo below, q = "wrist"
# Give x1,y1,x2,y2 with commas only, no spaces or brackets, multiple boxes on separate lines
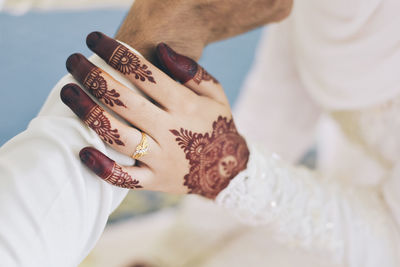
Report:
115,0,209,64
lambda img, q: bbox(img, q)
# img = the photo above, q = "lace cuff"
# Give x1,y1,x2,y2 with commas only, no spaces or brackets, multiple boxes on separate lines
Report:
216,144,398,265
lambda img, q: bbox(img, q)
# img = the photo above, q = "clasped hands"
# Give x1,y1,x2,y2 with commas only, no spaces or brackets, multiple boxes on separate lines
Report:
61,32,249,199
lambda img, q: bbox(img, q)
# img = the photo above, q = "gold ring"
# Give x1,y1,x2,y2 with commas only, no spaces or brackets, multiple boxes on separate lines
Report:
132,132,149,160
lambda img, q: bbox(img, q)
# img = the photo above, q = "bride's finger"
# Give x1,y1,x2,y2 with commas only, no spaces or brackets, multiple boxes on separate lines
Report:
79,147,154,190
86,31,194,110
66,53,166,138
60,83,159,163
156,43,228,105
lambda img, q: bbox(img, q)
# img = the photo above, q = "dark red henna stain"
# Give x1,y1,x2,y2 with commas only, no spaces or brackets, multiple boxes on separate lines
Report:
61,83,125,146
106,164,142,189
66,53,126,108
80,147,142,189
66,53,89,83
86,31,119,61
84,105,124,146
109,45,156,83
86,31,156,83
60,83,94,120
170,116,249,199
192,66,219,85
79,147,115,178
83,68,126,107
156,42,219,84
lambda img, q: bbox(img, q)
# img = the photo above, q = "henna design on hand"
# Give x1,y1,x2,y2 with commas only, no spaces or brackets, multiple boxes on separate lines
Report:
61,84,125,146
105,163,142,189
84,105,125,146
66,53,127,108
80,147,142,189
156,42,219,84
109,45,156,83
170,116,249,199
86,32,156,83
192,66,219,85
83,68,126,107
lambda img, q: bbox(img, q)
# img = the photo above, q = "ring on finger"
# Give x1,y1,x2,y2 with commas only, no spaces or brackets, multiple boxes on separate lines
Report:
132,132,149,160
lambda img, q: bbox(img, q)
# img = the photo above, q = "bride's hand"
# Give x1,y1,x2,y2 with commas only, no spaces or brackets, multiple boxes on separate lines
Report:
61,32,249,199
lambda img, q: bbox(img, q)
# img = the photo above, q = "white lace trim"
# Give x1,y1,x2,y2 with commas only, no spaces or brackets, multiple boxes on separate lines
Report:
216,144,393,264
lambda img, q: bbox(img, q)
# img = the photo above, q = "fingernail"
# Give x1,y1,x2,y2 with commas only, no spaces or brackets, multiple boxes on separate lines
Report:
157,43,177,61
66,53,96,83
86,31,103,50
79,147,114,179
66,53,82,73
60,83,96,120
86,32,119,63
60,83,80,105
79,147,95,167
156,42,198,83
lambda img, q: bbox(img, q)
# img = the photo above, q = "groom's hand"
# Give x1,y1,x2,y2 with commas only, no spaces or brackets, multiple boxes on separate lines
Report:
116,0,293,63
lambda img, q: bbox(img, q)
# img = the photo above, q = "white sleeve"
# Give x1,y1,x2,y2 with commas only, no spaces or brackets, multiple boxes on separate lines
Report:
233,22,321,164
216,143,400,266
0,53,137,266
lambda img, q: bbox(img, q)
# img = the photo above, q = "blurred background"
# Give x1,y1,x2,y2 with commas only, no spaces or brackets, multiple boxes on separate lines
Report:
0,1,263,266
0,9,263,146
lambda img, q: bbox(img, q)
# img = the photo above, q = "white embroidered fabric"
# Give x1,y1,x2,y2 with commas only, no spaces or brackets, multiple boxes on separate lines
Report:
224,4,400,264
216,143,400,266
216,98,400,266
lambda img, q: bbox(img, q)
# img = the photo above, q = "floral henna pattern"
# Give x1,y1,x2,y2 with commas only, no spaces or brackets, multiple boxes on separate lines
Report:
170,116,249,199
193,66,219,85
109,45,156,83
83,68,126,107
105,163,142,189
84,105,125,146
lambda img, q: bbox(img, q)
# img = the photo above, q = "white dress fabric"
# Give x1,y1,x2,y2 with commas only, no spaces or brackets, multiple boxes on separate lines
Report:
216,0,400,266
1,0,400,266
0,52,137,267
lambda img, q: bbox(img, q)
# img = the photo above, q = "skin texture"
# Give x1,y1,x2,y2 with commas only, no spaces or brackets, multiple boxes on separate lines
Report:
62,33,249,198
115,0,293,63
